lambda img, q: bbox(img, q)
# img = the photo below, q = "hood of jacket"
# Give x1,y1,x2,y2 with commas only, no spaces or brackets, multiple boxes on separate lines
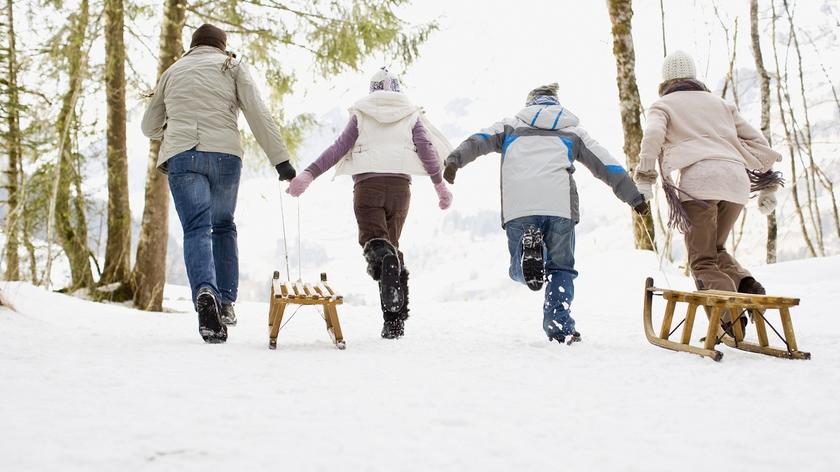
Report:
515,104,580,130
351,91,420,124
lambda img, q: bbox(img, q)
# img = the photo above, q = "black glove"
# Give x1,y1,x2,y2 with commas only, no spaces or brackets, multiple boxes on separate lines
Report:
275,161,297,181
633,201,650,216
443,163,458,185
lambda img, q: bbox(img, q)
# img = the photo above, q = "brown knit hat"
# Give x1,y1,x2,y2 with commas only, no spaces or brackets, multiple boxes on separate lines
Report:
190,24,227,51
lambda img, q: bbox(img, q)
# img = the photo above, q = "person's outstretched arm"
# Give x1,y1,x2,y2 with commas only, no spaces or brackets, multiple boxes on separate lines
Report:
570,126,646,210
413,119,451,209
286,116,359,197
443,119,514,184
234,61,292,167
729,103,781,172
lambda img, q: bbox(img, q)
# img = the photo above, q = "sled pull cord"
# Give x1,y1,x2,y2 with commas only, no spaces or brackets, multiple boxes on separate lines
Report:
641,216,672,289
296,197,302,281
278,182,292,281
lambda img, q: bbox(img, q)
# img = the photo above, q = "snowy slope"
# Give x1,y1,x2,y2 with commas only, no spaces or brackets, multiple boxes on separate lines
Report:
2,254,839,471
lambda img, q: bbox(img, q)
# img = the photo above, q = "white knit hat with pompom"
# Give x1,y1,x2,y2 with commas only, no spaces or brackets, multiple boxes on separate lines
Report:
661,50,696,82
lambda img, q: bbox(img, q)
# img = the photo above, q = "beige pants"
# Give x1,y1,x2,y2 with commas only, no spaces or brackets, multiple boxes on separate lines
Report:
683,200,752,293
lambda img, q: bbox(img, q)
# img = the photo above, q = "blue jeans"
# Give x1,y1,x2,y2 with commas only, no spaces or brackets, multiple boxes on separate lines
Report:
506,215,578,338
168,150,241,308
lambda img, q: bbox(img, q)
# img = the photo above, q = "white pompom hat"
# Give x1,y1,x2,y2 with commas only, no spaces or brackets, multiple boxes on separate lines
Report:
661,50,696,82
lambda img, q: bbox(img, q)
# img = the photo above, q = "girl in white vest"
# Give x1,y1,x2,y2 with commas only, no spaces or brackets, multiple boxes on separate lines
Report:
286,68,453,339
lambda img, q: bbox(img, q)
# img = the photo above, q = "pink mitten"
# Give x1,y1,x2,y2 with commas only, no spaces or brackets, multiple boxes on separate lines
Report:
435,181,452,210
286,171,314,197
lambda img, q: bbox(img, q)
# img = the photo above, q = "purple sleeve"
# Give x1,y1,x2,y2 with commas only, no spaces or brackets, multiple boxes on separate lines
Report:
304,116,359,178
412,119,443,184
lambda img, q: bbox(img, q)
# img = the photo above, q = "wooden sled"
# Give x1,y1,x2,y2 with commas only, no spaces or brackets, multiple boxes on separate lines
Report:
268,272,345,350
643,277,810,361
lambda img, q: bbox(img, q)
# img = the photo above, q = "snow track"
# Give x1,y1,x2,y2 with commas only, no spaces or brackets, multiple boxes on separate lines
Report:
2,254,839,471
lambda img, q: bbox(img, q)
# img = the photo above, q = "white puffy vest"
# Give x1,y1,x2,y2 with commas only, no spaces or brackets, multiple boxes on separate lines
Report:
335,92,446,176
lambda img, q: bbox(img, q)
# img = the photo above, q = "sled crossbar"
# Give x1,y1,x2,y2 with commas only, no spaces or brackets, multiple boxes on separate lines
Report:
268,271,345,350
643,277,810,362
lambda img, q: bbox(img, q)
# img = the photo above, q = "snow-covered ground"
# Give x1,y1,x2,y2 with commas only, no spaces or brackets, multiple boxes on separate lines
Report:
2,253,839,471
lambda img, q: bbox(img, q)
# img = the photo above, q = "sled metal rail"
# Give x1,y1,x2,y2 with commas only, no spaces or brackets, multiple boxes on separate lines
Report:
268,272,345,350
643,277,810,362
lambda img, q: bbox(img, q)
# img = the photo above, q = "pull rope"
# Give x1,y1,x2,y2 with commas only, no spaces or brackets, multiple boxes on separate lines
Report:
297,198,302,282
641,216,673,289
278,182,291,281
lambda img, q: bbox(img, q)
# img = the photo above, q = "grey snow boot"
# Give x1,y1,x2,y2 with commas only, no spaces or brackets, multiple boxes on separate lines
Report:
220,303,237,326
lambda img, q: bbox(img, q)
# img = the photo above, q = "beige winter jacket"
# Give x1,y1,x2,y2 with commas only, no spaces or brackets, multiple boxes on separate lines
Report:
141,46,291,172
636,91,781,203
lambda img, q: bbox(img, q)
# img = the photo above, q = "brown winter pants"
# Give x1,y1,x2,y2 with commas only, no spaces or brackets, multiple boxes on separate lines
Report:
683,200,753,303
353,177,411,257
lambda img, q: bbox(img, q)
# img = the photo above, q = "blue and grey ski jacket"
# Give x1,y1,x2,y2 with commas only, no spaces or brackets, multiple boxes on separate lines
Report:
446,104,644,226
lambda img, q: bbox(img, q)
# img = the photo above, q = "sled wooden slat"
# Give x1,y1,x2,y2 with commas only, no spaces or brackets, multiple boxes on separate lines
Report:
268,272,346,350
643,277,810,362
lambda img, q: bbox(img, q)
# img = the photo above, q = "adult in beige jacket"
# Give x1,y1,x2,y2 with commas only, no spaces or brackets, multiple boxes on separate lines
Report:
141,24,296,344
634,51,782,329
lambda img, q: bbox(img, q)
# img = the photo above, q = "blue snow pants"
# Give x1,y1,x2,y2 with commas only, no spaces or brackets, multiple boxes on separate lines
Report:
505,215,578,338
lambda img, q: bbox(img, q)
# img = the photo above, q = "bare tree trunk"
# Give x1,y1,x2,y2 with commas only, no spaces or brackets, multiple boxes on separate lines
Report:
782,0,840,243
129,0,186,311
3,0,22,280
770,0,816,257
52,0,94,290
607,0,654,251
718,16,740,109
659,0,667,57
782,0,826,255
750,0,778,263
100,0,132,287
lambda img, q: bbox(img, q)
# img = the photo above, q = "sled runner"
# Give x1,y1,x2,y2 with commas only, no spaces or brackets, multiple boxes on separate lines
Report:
268,272,346,350
643,277,810,361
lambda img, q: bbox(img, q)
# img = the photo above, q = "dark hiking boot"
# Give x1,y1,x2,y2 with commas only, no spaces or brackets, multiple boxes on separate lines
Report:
363,238,399,281
381,316,405,339
521,226,545,291
196,288,227,344
397,269,410,322
548,331,581,346
220,303,237,326
364,238,405,313
379,253,404,313
738,277,766,295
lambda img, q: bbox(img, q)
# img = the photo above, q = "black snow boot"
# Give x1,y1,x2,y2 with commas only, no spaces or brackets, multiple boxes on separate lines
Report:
381,269,410,339
364,238,404,313
549,331,581,346
220,303,237,326
196,287,227,344
738,276,766,295
381,313,405,339
521,225,545,291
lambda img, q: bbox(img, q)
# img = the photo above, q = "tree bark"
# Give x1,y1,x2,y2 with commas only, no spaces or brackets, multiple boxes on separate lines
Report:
53,0,94,290
606,0,654,251
750,0,778,264
129,0,186,311
3,0,22,280
769,0,816,257
100,0,132,287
